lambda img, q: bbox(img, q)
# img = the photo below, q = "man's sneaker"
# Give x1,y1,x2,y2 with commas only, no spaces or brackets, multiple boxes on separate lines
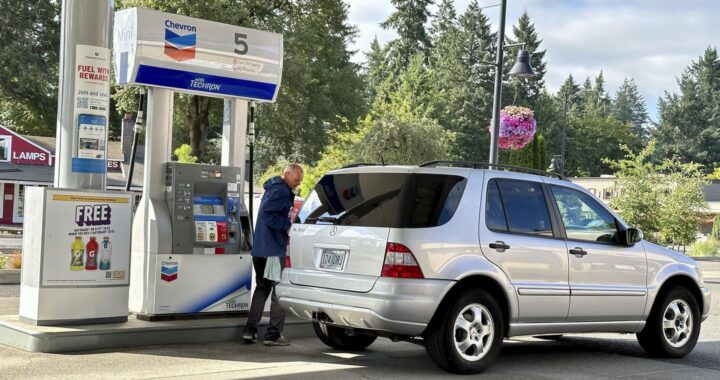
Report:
263,336,291,346
242,332,257,344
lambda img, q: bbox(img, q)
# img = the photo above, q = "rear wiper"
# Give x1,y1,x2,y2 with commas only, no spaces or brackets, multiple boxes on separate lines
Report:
316,216,339,224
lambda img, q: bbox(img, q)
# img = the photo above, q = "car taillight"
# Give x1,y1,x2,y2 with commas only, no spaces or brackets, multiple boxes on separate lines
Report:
381,243,424,279
285,255,292,268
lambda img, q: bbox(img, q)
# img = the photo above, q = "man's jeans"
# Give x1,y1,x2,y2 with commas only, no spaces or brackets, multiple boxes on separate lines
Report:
244,256,286,340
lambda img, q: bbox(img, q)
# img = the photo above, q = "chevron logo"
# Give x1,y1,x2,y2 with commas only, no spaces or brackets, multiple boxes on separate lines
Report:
164,27,196,62
160,263,178,282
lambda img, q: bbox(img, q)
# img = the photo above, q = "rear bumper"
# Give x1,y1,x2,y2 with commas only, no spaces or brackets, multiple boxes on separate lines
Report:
276,270,454,336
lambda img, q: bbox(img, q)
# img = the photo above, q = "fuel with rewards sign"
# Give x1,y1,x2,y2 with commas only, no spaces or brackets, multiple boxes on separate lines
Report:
40,190,132,286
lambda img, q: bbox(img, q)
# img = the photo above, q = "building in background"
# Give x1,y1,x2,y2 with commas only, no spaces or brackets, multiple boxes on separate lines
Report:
0,120,143,227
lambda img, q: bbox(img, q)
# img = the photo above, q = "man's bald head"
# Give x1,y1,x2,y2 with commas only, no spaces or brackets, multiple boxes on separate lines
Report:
282,164,304,190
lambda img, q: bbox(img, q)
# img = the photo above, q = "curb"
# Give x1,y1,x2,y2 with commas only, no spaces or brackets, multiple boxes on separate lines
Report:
0,270,20,285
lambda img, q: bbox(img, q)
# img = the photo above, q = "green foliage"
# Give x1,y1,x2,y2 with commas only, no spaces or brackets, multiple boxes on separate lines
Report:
507,133,547,170
655,47,720,172
613,78,650,143
689,238,719,257
711,214,720,241
173,144,198,163
0,0,60,135
0,256,7,270
707,168,720,180
505,10,547,106
606,140,709,245
358,110,451,165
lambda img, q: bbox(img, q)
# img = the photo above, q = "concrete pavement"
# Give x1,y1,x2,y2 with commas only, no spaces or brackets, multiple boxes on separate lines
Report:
0,265,719,379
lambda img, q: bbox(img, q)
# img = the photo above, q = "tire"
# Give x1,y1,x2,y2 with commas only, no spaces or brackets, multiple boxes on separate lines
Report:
312,321,377,351
636,287,701,358
424,289,504,374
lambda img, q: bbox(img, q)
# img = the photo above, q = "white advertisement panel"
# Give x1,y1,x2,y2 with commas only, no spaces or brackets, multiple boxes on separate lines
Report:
41,190,132,287
113,7,283,102
72,45,111,173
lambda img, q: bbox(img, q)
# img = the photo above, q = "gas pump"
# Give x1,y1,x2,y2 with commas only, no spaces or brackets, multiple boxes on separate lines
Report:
113,8,283,318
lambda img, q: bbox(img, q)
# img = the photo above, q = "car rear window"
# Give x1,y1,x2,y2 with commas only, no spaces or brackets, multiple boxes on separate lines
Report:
295,173,467,228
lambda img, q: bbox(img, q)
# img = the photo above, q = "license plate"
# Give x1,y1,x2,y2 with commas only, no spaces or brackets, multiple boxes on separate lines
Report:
319,249,347,271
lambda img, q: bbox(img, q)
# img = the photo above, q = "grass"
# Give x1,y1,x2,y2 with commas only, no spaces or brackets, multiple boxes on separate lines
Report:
689,238,720,257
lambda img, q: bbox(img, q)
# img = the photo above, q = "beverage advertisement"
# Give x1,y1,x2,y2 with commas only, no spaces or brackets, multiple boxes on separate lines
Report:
40,190,132,287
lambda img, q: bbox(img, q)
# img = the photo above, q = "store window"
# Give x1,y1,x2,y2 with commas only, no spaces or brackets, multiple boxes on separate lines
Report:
0,136,11,161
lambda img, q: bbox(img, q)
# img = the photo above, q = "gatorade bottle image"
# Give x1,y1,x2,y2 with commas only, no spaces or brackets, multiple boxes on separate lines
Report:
85,237,98,270
70,237,84,271
99,237,112,270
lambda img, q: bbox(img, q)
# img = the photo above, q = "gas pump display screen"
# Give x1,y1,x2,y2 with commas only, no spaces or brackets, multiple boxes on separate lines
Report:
192,196,226,219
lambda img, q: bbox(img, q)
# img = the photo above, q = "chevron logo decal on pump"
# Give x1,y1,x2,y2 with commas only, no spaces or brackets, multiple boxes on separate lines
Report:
164,20,196,61
160,261,179,282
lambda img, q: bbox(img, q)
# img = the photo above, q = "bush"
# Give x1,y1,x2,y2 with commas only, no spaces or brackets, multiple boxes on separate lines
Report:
0,256,7,269
9,250,21,269
689,238,720,257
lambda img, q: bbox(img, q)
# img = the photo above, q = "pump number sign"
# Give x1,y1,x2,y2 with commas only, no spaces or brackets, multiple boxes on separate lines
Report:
114,8,283,102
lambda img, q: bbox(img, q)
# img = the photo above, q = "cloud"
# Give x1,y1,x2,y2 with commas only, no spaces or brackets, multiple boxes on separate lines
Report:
346,0,720,121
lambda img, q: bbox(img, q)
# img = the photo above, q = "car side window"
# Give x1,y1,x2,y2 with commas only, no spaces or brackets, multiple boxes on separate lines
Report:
486,178,553,237
550,185,617,243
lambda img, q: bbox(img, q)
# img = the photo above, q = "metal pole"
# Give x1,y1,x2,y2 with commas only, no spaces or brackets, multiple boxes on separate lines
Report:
488,0,507,166
54,0,113,189
247,102,256,224
561,91,567,176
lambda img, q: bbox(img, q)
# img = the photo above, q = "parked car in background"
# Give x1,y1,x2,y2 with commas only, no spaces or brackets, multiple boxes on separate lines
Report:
276,162,711,374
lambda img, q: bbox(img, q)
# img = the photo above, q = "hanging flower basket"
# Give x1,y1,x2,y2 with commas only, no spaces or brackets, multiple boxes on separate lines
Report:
495,106,537,150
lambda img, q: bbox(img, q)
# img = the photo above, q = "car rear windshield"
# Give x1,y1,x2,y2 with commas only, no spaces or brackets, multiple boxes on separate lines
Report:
295,173,467,228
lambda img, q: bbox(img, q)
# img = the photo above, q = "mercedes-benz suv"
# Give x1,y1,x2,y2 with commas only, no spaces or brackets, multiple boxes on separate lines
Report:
275,162,711,374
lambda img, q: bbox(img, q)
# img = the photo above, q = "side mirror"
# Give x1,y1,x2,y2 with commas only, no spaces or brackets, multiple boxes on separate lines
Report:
619,227,643,246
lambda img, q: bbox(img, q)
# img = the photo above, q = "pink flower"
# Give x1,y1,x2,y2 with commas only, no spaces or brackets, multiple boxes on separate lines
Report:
489,106,537,150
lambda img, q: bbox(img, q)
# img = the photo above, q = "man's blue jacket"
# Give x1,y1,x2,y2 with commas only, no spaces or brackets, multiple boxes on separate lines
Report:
252,176,294,257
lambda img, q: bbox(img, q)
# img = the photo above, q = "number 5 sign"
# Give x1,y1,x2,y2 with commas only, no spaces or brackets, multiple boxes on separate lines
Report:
114,8,283,102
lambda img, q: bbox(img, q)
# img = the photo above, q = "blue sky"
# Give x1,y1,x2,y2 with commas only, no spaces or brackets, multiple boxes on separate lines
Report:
346,0,720,122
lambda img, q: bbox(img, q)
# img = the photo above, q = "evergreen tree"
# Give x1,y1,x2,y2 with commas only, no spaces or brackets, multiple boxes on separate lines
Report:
654,47,720,171
365,37,387,101
504,10,546,106
0,0,60,135
380,0,434,78
443,0,495,161
613,78,650,142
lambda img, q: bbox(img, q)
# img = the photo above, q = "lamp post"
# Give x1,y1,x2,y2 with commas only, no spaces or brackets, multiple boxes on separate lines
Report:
488,0,536,166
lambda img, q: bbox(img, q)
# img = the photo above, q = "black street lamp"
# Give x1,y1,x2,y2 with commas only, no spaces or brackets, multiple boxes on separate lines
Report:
488,0,536,166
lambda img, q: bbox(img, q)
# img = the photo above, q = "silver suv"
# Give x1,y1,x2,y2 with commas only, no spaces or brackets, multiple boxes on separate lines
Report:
276,162,711,374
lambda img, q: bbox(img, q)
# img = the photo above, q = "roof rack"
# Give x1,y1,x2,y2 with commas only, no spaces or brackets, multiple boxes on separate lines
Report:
341,163,382,169
418,160,569,181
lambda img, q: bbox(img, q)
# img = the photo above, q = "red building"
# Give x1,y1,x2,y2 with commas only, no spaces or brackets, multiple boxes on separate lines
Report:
0,123,143,226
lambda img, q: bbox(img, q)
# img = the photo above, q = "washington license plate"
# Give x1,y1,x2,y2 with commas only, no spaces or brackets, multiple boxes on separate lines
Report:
319,249,347,271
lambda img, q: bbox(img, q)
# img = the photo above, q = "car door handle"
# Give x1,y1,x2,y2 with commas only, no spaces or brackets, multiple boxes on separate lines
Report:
569,247,588,257
489,241,510,251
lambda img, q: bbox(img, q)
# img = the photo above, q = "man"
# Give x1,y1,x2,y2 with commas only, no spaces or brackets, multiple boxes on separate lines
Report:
243,163,303,346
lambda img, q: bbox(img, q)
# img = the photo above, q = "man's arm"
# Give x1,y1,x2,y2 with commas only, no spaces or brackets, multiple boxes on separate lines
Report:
260,188,292,231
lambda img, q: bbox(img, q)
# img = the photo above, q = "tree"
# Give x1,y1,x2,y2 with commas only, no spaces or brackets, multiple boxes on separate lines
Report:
606,140,708,245
380,0,433,71
711,214,720,241
613,78,650,142
504,10,546,106
0,0,60,135
117,0,366,168
654,47,720,172
358,109,450,165
507,133,547,170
